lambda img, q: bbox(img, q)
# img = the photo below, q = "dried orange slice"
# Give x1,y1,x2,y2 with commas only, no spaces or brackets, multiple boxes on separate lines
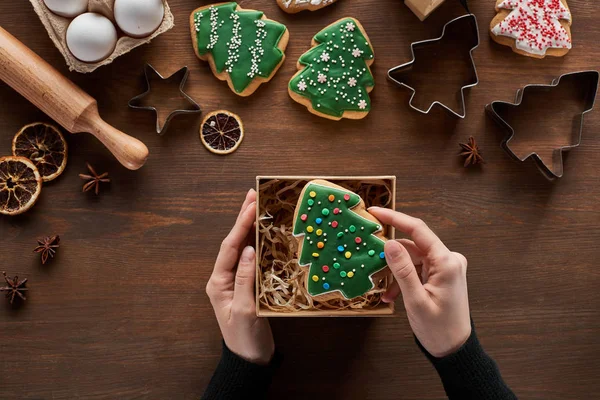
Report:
12,122,68,182
200,110,244,155
0,156,42,216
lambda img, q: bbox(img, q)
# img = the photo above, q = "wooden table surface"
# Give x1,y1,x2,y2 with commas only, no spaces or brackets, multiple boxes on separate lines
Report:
1,1,599,399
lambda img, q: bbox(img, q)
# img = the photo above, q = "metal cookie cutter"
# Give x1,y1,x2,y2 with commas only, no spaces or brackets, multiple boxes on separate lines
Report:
387,14,480,118
129,64,201,135
486,71,599,180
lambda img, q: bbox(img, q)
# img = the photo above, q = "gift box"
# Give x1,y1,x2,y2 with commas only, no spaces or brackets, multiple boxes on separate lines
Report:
256,176,397,317
29,0,174,73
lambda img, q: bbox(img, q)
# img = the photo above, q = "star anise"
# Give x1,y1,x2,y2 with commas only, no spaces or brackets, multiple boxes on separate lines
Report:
1,271,28,304
79,163,110,195
33,235,60,264
459,136,484,167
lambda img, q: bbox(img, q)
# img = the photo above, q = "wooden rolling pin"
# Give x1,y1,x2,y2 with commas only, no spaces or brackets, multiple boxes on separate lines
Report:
0,26,148,170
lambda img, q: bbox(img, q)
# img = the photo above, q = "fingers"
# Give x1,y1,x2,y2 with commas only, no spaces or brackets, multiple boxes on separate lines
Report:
237,189,256,223
232,246,257,310
213,200,257,278
382,280,400,303
384,240,428,306
369,207,448,255
396,239,424,266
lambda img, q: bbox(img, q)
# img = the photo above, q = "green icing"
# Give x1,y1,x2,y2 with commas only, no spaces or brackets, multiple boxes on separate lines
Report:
289,18,375,117
293,182,387,299
193,2,287,93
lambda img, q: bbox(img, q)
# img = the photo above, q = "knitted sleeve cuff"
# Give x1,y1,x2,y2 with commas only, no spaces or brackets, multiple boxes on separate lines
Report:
416,321,517,400
201,341,281,400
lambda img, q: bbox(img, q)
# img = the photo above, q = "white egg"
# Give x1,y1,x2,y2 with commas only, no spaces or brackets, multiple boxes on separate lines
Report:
114,0,165,38
43,0,88,18
66,13,117,63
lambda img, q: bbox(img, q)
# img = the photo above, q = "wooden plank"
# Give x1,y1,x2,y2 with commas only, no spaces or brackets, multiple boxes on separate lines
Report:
0,0,599,398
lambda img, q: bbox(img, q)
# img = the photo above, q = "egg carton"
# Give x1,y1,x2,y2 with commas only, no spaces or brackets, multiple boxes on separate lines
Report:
29,0,174,74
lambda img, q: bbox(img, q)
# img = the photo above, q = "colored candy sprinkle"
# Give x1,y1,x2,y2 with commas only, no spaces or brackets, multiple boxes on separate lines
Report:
323,283,330,290
307,226,314,233
328,194,335,202
322,265,329,272
332,221,339,228
312,275,319,282
379,252,385,259
368,250,375,256
309,191,316,198
340,271,347,278
345,251,352,259
312,252,320,257
347,271,354,278
317,242,325,249
355,237,362,244
308,199,314,206
333,262,341,269
344,194,350,201
337,232,344,238
333,208,340,215
316,218,323,225
337,245,344,252
300,214,308,221
349,225,356,233
316,229,323,236
322,208,330,216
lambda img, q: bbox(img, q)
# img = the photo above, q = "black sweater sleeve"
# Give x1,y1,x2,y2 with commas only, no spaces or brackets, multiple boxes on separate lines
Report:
417,321,517,400
201,342,279,400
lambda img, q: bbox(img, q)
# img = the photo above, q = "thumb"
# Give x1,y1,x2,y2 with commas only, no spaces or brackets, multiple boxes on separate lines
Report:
232,246,257,307
384,240,427,305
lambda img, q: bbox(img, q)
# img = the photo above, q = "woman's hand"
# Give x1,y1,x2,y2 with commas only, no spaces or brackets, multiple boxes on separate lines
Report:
206,189,275,365
369,207,471,358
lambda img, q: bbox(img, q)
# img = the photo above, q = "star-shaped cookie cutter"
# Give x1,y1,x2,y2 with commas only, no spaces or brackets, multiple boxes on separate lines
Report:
387,14,480,118
128,64,201,136
486,70,599,180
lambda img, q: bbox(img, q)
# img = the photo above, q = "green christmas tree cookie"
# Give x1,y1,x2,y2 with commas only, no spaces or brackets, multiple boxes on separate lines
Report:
288,18,375,120
190,2,289,96
292,180,389,299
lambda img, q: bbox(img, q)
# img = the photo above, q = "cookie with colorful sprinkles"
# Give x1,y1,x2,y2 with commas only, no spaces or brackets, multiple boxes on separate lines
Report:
288,18,375,120
277,0,339,14
490,0,573,58
292,180,390,300
190,2,289,96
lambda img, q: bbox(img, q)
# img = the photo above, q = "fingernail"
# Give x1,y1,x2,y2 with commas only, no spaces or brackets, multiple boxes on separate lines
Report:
245,201,256,211
385,241,403,260
240,246,255,263
247,188,256,196
367,206,380,211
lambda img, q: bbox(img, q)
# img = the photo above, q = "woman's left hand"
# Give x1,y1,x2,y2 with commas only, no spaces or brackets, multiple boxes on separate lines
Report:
205,189,275,365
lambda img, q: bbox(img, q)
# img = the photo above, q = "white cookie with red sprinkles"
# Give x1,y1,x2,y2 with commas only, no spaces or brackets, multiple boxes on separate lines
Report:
490,0,573,58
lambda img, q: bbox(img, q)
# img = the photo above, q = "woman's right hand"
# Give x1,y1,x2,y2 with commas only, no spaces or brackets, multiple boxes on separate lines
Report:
369,207,472,358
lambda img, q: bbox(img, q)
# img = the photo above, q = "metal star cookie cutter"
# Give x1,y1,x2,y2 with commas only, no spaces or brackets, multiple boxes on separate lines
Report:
128,64,201,136
486,70,599,180
387,14,480,118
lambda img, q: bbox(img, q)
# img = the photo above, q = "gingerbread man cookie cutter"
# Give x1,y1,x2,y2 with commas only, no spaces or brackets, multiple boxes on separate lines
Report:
486,70,599,180
387,14,480,118
128,64,201,136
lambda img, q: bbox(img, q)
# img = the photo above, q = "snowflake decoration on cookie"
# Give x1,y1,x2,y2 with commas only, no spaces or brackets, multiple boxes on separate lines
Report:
492,0,572,56
298,80,307,91
345,22,355,31
358,99,367,109
288,18,374,119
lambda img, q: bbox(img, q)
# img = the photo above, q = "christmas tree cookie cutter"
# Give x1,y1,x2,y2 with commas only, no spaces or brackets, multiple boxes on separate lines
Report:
128,64,201,136
486,70,599,180
387,14,480,118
